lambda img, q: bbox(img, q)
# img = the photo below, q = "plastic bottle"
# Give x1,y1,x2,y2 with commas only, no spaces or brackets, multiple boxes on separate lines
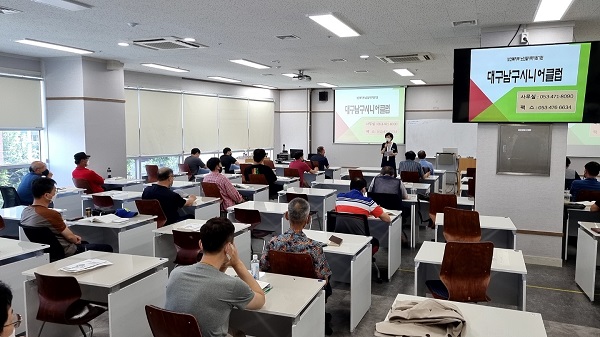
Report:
107,167,112,178
251,254,260,280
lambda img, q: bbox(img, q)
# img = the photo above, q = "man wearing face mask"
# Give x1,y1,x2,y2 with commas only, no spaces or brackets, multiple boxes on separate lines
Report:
381,132,398,177
142,167,197,225
202,158,243,212
0,281,19,337
17,161,53,205
20,178,113,256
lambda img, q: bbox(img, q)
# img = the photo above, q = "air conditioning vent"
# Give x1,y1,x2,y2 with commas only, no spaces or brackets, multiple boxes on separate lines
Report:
452,19,478,27
276,35,300,40
376,53,433,64
133,37,207,50
330,58,347,62
0,6,22,14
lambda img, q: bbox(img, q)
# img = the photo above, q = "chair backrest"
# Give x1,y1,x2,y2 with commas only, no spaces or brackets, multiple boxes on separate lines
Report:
443,207,481,242
327,211,370,237
368,192,403,211
283,168,300,178
400,171,420,183
466,167,476,178
135,199,167,228
92,195,114,209
467,178,476,198
146,165,159,183
0,186,22,208
20,226,65,262
234,208,261,230
248,174,269,185
311,161,320,170
263,159,275,169
201,182,223,199
440,241,494,302
267,250,318,279
429,193,458,216
0,215,4,231
146,305,203,337
575,189,600,202
34,272,83,323
172,230,203,265
286,192,308,203
240,163,251,183
72,178,93,194
178,163,193,181
348,169,364,180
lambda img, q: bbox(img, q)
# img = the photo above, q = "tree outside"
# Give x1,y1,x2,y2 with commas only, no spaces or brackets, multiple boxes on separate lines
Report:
0,130,40,206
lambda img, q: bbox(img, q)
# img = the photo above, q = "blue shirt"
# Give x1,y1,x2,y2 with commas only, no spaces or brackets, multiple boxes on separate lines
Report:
570,177,600,201
17,172,42,205
419,159,435,175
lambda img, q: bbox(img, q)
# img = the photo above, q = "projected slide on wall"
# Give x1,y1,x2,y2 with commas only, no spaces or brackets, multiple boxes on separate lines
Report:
567,123,600,157
334,87,405,144
469,43,591,122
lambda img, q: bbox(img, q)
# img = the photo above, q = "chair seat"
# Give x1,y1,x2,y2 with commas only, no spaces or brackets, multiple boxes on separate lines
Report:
251,229,272,238
64,302,107,325
425,279,449,300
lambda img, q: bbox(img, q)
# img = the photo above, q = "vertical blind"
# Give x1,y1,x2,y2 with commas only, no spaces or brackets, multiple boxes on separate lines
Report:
248,100,274,149
139,90,182,155
183,94,219,152
124,89,140,156
0,76,43,128
218,98,249,151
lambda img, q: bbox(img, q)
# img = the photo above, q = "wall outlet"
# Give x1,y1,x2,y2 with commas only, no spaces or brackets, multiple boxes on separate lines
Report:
520,32,529,44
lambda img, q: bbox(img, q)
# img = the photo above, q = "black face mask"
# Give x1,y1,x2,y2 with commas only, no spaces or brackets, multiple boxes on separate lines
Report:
41,169,50,176
218,167,223,173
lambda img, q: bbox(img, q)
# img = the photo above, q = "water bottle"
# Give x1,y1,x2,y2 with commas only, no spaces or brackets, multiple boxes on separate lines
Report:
250,254,260,280
107,167,112,178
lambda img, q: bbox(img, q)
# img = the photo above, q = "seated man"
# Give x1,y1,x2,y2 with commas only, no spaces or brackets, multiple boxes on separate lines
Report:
336,177,391,223
417,150,435,175
0,281,18,337
203,158,244,212
244,148,281,199
165,217,265,337
565,157,581,190
398,150,429,180
142,167,197,225
310,146,330,171
184,148,209,180
570,161,600,201
17,161,53,205
260,197,333,335
20,178,113,257
72,152,105,193
368,166,410,243
220,147,240,174
289,151,318,187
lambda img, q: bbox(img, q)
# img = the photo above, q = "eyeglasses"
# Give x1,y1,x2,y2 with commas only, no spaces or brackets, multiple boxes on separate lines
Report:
3,313,22,329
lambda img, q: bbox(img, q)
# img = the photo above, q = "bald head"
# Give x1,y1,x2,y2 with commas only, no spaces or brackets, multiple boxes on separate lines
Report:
157,167,174,181
30,161,50,177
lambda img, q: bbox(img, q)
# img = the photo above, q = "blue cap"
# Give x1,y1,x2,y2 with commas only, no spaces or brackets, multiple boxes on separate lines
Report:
115,208,138,218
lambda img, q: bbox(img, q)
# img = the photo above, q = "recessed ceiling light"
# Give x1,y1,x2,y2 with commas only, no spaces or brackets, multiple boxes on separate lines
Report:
183,37,196,42
208,76,241,83
317,82,338,88
534,0,574,22
393,68,414,76
230,59,271,69
359,55,369,59
32,0,92,11
0,6,22,14
253,84,277,89
308,14,360,37
410,79,426,85
118,42,129,47
141,63,189,73
16,38,93,54
282,73,297,78
354,70,368,73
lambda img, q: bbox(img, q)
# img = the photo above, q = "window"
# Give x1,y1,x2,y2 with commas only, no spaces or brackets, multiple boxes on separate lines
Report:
0,130,41,166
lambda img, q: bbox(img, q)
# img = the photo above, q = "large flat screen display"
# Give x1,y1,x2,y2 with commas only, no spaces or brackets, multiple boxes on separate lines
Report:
453,42,600,123
334,87,405,144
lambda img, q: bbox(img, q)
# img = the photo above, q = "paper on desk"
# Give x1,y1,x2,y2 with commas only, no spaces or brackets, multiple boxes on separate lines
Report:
85,214,128,224
59,259,113,273
179,223,203,231
257,279,271,291
235,183,251,189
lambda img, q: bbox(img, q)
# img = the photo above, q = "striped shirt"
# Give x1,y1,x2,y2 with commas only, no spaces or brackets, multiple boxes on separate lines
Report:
202,171,243,211
398,159,424,179
335,189,384,218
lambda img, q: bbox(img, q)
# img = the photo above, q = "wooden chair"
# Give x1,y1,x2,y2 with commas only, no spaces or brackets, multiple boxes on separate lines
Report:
178,163,193,181
286,193,322,230
400,171,420,183
283,168,300,178
466,167,476,178
425,241,494,302
135,199,168,228
311,160,320,170
145,165,159,183
443,207,481,242
575,190,600,202
20,225,65,262
428,193,457,227
240,163,251,183
92,195,115,213
172,230,203,265
0,186,22,207
348,169,364,180
267,251,318,279
0,215,4,231
263,159,275,169
34,273,107,337
467,178,476,198
234,208,271,255
72,178,93,194
248,174,269,185
145,305,203,337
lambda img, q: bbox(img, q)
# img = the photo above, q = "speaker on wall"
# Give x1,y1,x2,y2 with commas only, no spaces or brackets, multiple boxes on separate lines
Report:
318,91,329,102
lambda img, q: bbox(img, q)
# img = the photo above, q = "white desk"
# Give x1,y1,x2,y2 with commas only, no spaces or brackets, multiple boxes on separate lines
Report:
354,166,382,173
0,238,49,336
67,215,157,256
227,201,290,235
183,196,221,219
422,174,440,194
195,173,242,184
103,177,145,191
404,195,475,248
81,190,143,212
54,187,85,218
435,213,517,249
153,219,251,271
564,201,598,260
23,251,168,337
227,271,325,337
275,176,301,188
415,241,527,310
364,211,403,281
402,182,430,194
304,230,371,332
575,221,600,301
312,179,350,193
235,183,269,201
325,166,342,179
304,171,326,184
383,294,546,337
1,206,63,239
277,187,336,226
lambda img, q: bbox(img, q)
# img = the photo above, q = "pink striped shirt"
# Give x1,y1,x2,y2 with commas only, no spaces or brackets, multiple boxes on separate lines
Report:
203,172,243,211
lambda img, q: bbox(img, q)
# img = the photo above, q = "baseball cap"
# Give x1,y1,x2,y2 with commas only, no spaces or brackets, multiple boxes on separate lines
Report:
74,152,91,161
115,208,138,218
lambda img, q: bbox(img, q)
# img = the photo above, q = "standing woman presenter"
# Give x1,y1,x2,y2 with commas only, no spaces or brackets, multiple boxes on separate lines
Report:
380,132,398,177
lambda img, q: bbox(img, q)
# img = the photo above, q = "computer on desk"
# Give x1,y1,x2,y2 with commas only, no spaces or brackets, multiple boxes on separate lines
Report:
290,149,304,158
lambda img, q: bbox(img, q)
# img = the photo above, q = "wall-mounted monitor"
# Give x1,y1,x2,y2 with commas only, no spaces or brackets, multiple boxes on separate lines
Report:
289,149,303,158
453,41,600,123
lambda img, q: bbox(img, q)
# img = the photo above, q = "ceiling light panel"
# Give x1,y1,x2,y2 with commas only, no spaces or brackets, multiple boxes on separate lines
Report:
229,59,270,69
32,0,92,11
410,79,426,85
141,63,188,73
534,0,574,22
393,69,414,76
308,14,360,37
253,84,277,89
282,73,297,78
16,38,93,54
208,76,241,83
317,82,338,88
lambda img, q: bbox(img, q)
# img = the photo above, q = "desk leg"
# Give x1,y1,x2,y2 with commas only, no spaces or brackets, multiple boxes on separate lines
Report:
350,245,371,332
575,228,598,301
292,290,325,337
414,262,420,296
434,225,438,242
441,173,446,192
512,231,517,250
520,275,527,311
236,230,252,269
388,220,402,280
410,204,416,248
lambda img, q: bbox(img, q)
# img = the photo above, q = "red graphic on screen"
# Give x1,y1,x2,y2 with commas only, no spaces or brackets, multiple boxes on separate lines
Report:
469,80,493,120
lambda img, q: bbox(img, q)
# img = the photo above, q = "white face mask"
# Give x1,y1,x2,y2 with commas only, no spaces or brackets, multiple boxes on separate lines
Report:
9,329,15,337
386,138,391,142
